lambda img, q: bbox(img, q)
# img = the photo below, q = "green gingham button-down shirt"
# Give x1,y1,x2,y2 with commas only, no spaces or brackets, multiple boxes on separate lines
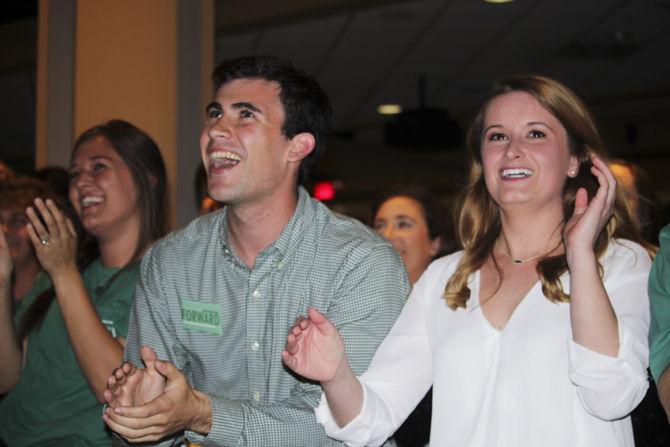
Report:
124,187,410,446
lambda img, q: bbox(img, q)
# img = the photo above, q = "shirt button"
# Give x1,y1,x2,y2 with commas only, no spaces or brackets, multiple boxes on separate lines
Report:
253,391,261,401
251,341,260,351
252,289,261,299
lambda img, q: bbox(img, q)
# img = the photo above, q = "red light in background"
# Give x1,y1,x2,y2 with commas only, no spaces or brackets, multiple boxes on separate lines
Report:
314,181,336,201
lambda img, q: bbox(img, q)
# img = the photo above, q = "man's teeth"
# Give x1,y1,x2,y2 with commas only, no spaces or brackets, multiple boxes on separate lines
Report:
82,196,103,206
210,151,241,169
210,151,241,162
501,168,534,179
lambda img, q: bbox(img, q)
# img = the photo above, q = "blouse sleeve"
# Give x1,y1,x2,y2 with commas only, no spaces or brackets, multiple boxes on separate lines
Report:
315,257,448,446
568,240,651,420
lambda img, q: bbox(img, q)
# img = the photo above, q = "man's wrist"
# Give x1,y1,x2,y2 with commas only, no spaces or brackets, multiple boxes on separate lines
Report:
189,390,213,435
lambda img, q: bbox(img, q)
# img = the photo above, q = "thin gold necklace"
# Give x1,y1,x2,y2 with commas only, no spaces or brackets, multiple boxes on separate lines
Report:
495,239,562,265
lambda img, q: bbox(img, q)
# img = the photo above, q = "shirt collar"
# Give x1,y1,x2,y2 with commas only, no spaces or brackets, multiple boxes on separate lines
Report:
217,187,315,262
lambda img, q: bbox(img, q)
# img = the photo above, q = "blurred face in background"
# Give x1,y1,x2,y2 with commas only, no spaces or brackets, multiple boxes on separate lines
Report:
373,195,441,284
609,162,638,214
0,207,33,266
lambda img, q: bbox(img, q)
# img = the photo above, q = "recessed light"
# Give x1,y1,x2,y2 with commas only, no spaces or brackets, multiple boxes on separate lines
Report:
484,0,514,3
377,104,402,115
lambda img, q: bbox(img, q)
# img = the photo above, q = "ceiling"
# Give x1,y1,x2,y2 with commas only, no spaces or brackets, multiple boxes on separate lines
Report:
1,0,669,216
214,0,670,134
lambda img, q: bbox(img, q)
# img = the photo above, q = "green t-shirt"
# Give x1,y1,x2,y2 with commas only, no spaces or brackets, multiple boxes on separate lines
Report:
650,224,670,383
0,259,139,447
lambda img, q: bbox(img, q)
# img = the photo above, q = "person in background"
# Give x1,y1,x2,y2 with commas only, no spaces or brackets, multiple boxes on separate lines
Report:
0,176,49,302
371,184,456,446
0,119,169,446
36,166,80,221
0,161,12,182
372,184,456,285
610,159,667,246
283,75,654,447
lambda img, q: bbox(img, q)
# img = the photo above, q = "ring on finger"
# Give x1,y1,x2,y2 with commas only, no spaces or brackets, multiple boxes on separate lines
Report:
40,236,50,246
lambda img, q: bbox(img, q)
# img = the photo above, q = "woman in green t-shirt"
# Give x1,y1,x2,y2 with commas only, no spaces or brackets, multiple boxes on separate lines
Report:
0,119,169,446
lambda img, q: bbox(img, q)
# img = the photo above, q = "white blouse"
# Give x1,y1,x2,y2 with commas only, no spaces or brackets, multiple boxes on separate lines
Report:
316,239,651,447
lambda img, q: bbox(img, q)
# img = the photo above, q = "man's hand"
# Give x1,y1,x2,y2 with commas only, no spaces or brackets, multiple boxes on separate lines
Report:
103,351,212,443
104,346,166,409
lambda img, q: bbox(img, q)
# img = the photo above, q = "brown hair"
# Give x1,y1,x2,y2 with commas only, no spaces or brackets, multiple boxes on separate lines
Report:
0,176,49,211
18,120,170,339
443,75,651,310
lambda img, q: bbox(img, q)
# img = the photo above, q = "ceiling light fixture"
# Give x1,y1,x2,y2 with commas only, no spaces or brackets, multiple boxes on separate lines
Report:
378,104,402,115
484,0,514,3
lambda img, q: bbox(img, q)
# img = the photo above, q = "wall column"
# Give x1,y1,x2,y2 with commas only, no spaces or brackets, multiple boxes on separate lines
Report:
36,0,214,229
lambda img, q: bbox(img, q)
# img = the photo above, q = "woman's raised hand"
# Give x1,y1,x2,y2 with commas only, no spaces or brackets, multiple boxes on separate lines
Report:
282,307,347,384
26,198,78,276
563,155,617,262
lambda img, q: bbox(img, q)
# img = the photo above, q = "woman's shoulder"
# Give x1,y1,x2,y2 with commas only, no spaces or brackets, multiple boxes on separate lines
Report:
417,250,466,287
602,238,653,275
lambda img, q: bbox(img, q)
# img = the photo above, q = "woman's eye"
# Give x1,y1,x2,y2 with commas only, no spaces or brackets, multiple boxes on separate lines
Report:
93,162,107,172
528,129,546,138
397,219,413,229
373,221,386,232
488,133,507,142
240,109,254,119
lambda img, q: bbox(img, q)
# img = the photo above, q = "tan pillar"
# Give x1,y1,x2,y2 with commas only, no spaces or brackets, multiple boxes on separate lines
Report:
36,0,214,229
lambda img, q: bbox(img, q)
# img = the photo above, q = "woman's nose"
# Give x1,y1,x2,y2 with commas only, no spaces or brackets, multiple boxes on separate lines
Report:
382,225,396,240
504,138,523,159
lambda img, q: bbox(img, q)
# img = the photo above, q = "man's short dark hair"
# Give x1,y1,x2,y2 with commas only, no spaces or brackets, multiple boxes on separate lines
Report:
212,55,332,185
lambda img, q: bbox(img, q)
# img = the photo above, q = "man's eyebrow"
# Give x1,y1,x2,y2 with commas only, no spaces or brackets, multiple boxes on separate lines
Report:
205,101,221,112
231,102,262,114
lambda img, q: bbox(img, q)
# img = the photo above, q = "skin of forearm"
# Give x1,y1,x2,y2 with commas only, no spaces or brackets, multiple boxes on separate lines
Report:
321,358,364,428
190,390,214,435
658,369,670,422
0,282,23,392
51,267,124,401
568,250,619,357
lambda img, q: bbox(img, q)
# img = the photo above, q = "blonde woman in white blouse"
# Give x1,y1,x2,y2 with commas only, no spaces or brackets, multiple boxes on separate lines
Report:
283,75,654,447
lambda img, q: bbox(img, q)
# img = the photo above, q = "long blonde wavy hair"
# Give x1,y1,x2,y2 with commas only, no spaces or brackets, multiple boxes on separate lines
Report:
443,75,651,310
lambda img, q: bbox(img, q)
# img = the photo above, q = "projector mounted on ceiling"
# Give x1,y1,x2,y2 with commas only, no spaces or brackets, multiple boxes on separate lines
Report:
384,75,463,151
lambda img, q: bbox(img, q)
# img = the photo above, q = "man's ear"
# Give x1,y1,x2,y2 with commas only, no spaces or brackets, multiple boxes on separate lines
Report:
287,132,316,162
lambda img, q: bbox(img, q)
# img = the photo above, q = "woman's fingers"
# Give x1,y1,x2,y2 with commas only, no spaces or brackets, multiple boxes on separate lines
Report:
25,205,48,244
45,198,70,237
25,217,45,249
589,156,616,219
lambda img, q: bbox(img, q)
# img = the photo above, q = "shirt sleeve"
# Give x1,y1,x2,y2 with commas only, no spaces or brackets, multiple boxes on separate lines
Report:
186,242,410,446
568,240,651,420
650,224,670,383
315,256,439,447
122,244,179,447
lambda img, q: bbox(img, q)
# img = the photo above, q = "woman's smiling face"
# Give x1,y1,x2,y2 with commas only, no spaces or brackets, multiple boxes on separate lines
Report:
480,91,579,211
